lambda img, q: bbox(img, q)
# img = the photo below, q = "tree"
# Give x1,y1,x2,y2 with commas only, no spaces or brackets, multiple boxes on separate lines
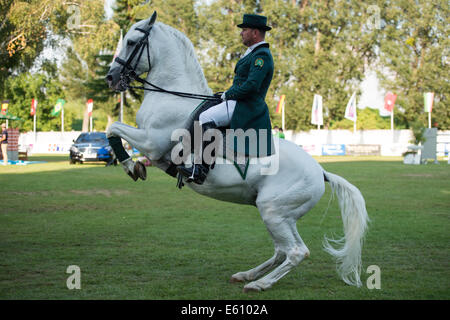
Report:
377,0,449,130
197,1,381,130
3,72,74,131
330,107,392,130
59,0,121,130
0,0,67,93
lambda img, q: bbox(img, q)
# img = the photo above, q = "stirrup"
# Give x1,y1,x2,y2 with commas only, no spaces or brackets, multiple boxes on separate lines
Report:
177,164,208,185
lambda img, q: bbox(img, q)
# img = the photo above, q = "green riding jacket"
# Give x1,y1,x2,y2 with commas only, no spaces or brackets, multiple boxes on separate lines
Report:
225,43,275,157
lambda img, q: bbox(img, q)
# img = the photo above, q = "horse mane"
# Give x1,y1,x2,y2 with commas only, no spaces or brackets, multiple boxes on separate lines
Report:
155,22,212,95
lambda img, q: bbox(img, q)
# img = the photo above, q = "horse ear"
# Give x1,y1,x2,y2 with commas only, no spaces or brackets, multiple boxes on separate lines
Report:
148,11,157,26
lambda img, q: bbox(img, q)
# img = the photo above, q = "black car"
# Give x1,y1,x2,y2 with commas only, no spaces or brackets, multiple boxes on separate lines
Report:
69,132,117,165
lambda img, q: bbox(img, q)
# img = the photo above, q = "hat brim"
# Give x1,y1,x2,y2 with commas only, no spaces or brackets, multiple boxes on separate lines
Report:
237,23,271,31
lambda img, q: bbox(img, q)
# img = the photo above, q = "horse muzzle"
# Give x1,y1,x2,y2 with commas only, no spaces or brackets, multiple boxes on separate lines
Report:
105,69,128,92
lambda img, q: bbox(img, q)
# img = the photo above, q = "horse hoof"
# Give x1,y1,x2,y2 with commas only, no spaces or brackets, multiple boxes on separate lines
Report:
230,273,246,283
134,161,147,181
242,286,261,293
127,171,138,181
243,281,265,293
230,277,245,284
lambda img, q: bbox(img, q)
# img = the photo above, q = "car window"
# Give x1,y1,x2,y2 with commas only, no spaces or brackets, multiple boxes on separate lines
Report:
75,133,108,143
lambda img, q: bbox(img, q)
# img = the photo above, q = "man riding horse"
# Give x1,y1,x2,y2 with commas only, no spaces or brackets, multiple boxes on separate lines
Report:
176,14,275,185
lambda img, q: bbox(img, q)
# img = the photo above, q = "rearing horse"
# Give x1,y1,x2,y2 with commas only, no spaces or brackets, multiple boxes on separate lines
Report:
106,12,369,292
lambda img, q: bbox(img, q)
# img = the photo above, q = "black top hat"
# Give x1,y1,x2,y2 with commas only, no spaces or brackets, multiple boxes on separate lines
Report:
237,14,272,31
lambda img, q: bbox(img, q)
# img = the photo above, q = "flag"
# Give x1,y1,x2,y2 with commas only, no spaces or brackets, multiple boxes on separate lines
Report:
424,92,434,113
384,92,397,112
31,99,37,116
1,100,8,115
311,94,323,125
344,92,357,122
276,95,285,113
51,99,65,116
87,99,93,117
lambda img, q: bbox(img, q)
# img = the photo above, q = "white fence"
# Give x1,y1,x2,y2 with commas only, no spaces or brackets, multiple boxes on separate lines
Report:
19,129,450,157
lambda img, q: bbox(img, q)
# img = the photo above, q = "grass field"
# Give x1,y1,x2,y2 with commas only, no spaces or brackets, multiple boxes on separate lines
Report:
0,154,449,300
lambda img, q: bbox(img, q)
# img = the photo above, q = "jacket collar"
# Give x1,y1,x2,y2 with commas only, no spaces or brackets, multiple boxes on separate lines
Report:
242,41,269,58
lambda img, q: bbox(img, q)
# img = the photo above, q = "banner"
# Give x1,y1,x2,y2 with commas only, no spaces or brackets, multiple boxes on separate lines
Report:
1,100,8,115
322,144,346,156
384,92,397,112
344,92,357,122
31,99,37,116
51,99,65,116
87,99,93,117
311,94,323,126
424,92,434,113
276,95,285,113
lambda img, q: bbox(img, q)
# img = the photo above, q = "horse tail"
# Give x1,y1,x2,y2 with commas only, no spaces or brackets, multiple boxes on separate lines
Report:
322,171,369,287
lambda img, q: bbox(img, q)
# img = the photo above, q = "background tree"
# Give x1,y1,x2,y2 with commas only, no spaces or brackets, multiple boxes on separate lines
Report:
378,0,449,130
0,0,67,93
1,0,448,132
59,0,121,130
196,1,382,130
3,71,74,131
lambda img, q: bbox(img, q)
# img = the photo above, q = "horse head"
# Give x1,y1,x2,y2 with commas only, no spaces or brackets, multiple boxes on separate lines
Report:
106,11,157,92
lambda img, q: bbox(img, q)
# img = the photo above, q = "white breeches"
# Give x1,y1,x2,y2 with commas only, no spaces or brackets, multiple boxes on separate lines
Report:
199,100,237,127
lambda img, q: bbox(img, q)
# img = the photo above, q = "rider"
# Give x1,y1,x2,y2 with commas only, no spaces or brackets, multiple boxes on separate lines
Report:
177,13,275,184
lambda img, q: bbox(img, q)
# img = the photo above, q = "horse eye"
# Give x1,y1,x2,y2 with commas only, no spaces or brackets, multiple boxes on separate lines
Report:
127,40,136,46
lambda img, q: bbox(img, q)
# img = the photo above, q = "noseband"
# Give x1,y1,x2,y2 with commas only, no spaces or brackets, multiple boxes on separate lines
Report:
114,26,219,102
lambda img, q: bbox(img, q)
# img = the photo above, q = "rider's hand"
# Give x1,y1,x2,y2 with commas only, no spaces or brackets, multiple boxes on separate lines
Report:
221,92,227,100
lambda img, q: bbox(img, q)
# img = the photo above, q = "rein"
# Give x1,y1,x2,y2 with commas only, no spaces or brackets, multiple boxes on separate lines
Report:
115,26,220,102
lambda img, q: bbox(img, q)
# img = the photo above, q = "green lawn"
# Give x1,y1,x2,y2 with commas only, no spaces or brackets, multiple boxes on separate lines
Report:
0,155,449,299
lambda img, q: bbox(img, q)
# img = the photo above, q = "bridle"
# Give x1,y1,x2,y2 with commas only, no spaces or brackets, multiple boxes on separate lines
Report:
114,26,220,102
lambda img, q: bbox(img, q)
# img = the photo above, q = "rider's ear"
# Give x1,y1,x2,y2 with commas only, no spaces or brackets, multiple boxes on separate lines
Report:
148,11,157,26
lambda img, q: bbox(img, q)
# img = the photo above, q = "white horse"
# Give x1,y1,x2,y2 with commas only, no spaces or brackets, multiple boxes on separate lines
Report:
106,12,369,292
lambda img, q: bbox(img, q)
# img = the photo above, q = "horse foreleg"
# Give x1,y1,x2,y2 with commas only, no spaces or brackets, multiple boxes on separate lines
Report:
107,122,158,181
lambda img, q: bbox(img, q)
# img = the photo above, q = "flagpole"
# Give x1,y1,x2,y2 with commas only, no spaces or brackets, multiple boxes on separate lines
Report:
33,113,36,142
428,112,431,128
90,116,92,132
61,104,64,133
391,110,394,132
282,103,285,131
391,109,394,142
119,29,124,123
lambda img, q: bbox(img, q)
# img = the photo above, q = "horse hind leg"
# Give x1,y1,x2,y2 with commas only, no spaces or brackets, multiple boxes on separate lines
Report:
244,219,310,292
240,199,317,292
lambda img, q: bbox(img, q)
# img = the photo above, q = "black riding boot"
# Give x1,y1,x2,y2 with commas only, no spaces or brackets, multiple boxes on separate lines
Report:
177,121,217,185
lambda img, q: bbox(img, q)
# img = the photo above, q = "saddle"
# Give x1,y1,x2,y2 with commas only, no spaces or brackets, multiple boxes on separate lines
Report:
166,95,251,185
